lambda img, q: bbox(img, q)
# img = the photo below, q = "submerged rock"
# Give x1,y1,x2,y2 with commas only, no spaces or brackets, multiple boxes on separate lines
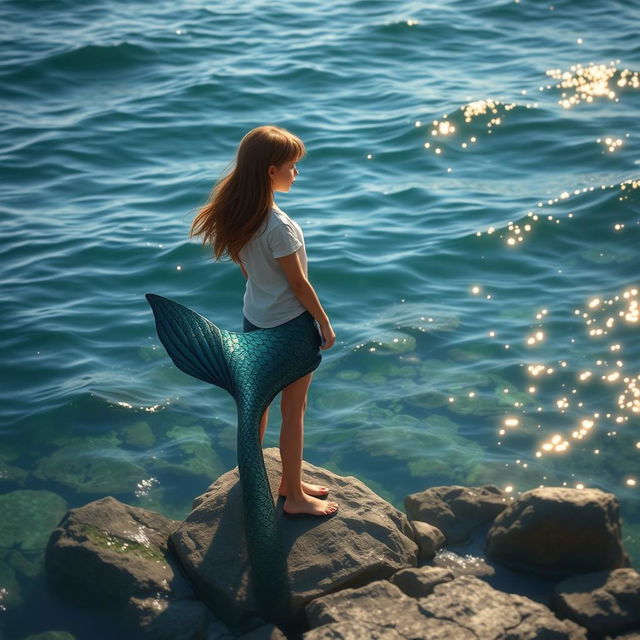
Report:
0,455,28,488
23,633,77,640
149,424,224,480
0,490,67,554
170,447,418,629
485,487,630,575
121,420,156,449
404,484,507,544
34,441,145,494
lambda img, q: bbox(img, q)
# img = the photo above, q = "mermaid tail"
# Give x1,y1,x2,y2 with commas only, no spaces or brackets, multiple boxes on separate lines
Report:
145,293,322,627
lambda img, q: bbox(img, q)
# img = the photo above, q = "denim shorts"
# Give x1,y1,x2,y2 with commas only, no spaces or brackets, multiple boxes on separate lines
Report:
242,310,314,333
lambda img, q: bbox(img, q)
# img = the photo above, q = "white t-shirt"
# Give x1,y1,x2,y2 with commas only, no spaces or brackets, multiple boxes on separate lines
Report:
239,203,307,328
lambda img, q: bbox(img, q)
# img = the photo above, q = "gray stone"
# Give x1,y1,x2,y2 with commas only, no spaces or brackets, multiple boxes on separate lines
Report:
128,596,213,640
485,487,630,575
410,520,445,561
236,623,287,639
388,566,454,597
45,496,227,639
303,621,406,639
305,574,586,639
404,484,507,544
305,579,470,639
431,549,495,578
552,567,640,636
171,448,418,629
420,574,588,640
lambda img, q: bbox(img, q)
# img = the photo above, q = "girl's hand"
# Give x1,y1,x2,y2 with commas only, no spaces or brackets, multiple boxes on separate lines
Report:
319,321,335,350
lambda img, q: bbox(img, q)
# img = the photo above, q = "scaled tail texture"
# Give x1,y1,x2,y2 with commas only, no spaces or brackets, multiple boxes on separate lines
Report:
145,293,234,394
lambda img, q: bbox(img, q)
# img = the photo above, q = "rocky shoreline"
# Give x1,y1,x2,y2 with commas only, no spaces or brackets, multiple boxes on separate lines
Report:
41,448,639,640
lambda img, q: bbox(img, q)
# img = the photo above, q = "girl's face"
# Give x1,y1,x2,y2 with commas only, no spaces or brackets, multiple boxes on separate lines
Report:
268,160,299,192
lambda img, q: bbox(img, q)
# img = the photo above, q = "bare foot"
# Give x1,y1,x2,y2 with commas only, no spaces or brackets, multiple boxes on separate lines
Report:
278,480,329,497
283,493,338,516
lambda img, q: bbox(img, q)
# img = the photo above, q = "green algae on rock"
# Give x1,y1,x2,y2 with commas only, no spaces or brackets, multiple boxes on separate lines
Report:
34,443,145,494
23,632,77,640
121,420,156,449
336,369,362,381
314,388,370,412
0,490,67,553
0,558,22,610
356,415,484,482
149,424,224,480
0,456,28,487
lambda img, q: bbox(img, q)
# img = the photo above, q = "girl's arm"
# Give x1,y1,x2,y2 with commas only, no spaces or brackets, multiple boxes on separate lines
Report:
276,252,335,349
239,262,248,279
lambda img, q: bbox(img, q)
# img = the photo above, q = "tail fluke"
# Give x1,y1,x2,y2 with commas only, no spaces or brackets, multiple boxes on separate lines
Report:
145,293,234,394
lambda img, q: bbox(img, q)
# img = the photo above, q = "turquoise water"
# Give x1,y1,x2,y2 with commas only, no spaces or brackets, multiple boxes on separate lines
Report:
1,0,639,637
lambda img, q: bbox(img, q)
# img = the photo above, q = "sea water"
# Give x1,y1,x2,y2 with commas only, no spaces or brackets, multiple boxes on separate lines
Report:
1,1,639,637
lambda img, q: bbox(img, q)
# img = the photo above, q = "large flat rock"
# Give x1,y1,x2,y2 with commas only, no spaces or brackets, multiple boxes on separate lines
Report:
304,574,587,639
170,448,418,628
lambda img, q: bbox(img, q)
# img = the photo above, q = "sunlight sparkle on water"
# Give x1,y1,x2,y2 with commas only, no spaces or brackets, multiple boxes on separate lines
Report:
545,62,639,109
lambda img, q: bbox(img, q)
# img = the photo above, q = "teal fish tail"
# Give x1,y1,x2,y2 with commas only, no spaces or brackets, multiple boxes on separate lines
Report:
145,293,234,393
145,293,322,630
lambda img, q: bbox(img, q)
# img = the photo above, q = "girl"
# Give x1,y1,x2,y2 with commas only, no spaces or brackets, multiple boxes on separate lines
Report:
189,125,338,518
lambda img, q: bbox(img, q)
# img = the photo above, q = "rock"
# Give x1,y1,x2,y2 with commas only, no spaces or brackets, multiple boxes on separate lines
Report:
121,420,156,449
128,596,212,640
304,574,586,639
485,487,630,575
150,424,224,480
305,579,468,639
0,490,67,553
22,633,76,640
0,559,22,610
358,414,485,483
171,448,418,629
552,567,640,636
236,623,288,639
388,566,454,597
431,549,495,578
0,455,28,487
34,440,145,494
304,620,406,639
45,496,225,639
404,484,508,544
419,574,587,640
410,519,445,561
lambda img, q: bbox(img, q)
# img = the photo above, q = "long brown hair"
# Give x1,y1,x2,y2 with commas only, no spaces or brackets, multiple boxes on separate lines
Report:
190,125,305,263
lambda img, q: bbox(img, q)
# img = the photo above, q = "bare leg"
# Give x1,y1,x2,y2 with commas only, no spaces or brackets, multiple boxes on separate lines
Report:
279,372,338,516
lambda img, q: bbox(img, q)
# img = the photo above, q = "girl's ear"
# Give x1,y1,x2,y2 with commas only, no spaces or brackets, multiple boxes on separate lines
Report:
267,164,277,178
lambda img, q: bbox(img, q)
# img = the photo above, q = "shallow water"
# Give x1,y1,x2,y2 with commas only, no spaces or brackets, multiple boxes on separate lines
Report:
1,0,639,637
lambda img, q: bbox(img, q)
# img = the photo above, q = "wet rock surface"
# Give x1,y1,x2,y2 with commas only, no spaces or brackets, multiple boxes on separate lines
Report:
486,487,630,575
171,447,418,628
43,461,638,640
405,484,508,544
